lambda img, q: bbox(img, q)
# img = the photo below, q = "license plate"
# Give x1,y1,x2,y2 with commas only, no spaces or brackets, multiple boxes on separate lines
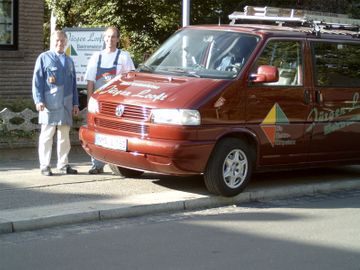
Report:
95,133,127,151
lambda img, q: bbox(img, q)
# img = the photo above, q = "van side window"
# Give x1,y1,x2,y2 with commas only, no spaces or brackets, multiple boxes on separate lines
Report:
312,42,360,87
251,40,303,86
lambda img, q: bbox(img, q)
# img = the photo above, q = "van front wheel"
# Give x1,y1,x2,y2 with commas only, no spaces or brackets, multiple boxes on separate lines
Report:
204,138,253,197
109,164,144,178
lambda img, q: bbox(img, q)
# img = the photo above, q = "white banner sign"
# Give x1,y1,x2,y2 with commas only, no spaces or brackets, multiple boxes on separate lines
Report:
64,28,105,87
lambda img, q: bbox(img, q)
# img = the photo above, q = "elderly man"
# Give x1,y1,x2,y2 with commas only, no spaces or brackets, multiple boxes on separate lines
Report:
32,30,79,176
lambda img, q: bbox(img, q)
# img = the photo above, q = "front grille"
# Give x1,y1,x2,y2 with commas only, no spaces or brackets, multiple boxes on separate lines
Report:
96,102,151,135
95,118,149,135
99,102,151,121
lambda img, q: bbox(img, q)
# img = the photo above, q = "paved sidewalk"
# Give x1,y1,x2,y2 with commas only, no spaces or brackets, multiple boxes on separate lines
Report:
1,146,360,234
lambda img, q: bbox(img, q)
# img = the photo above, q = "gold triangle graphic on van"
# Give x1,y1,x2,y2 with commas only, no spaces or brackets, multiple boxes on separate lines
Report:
262,103,289,125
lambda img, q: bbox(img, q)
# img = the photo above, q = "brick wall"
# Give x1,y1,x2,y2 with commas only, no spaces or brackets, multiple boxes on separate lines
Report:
0,0,44,101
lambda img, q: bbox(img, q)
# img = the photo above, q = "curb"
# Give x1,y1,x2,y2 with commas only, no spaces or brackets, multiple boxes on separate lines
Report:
1,179,359,234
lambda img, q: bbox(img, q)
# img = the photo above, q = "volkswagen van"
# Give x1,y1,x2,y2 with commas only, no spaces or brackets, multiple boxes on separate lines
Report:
79,6,360,196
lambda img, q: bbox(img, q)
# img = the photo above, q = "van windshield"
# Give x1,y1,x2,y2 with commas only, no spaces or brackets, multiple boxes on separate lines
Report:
139,29,259,79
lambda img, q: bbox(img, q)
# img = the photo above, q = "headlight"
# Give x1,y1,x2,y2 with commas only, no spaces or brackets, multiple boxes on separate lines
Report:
87,96,99,114
151,109,201,126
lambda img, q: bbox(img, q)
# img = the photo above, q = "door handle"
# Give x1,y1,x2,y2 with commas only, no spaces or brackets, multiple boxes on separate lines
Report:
304,89,310,105
315,90,323,104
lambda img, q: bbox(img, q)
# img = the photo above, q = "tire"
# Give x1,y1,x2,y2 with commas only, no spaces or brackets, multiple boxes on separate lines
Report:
109,164,144,178
204,138,254,197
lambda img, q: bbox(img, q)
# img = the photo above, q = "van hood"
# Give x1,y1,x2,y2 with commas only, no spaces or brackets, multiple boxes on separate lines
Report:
93,71,230,108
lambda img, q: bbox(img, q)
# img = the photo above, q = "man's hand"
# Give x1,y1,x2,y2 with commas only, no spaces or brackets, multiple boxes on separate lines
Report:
36,102,45,111
73,105,80,116
87,80,95,102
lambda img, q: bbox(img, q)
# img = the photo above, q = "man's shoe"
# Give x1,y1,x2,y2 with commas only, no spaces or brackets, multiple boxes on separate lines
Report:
88,166,104,174
41,167,53,176
60,165,78,174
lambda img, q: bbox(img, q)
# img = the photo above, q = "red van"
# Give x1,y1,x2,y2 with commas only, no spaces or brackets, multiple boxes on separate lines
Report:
79,6,360,196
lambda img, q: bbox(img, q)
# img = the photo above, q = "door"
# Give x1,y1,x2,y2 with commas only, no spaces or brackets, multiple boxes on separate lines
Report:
308,40,360,162
246,38,312,166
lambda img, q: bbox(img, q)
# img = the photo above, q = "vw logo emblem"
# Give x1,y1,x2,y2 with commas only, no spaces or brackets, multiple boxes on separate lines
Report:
115,105,125,117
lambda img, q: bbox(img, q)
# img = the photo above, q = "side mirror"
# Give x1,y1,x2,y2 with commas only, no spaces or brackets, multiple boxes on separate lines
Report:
249,65,279,83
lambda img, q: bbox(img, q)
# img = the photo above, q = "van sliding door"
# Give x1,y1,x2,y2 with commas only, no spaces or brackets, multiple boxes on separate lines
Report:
308,40,360,162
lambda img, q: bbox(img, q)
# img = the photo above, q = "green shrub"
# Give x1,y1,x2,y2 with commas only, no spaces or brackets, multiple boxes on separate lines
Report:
0,129,38,141
0,98,35,112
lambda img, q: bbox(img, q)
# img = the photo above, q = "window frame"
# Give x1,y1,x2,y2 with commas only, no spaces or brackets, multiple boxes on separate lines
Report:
0,0,18,50
311,39,360,88
249,38,305,87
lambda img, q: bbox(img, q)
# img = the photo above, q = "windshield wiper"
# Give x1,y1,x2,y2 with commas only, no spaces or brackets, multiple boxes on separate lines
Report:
158,67,201,78
137,63,155,73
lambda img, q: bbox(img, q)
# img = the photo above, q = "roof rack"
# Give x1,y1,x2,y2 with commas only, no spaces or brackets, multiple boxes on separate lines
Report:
229,6,360,36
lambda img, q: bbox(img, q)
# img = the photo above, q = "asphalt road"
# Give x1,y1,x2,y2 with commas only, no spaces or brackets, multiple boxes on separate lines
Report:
0,189,359,270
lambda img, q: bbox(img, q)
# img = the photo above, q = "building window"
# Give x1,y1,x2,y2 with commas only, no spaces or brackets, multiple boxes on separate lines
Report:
0,0,18,49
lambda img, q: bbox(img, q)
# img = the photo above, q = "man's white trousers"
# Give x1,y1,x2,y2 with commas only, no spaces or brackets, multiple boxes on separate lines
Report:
38,124,71,170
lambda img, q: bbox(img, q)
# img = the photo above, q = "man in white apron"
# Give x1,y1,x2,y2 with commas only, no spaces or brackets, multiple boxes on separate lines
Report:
32,30,79,176
85,26,135,174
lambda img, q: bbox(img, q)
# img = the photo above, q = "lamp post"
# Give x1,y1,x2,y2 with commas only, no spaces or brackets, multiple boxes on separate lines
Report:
181,0,190,67
50,1,57,49
182,0,190,27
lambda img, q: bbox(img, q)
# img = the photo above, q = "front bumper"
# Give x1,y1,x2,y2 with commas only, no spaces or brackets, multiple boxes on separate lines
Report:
79,126,215,176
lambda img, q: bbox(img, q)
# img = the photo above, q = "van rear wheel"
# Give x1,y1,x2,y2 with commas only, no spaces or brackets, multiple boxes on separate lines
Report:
204,138,253,197
109,164,144,178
